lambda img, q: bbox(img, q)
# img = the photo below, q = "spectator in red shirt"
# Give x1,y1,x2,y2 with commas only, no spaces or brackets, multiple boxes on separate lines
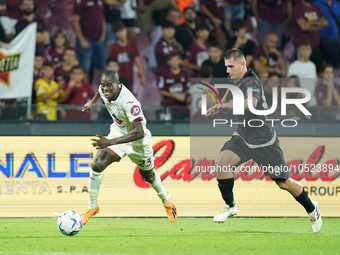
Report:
158,52,189,119
109,21,146,89
62,65,95,120
72,0,106,83
47,29,68,67
293,0,328,73
54,47,78,89
155,21,183,74
315,64,340,107
183,23,210,77
252,0,292,47
15,0,50,57
253,33,287,78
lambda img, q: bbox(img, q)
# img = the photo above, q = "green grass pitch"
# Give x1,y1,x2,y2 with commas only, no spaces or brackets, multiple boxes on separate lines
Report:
0,217,339,255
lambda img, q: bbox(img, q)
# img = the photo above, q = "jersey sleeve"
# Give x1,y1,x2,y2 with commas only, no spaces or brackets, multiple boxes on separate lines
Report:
123,100,144,122
73,0,83,15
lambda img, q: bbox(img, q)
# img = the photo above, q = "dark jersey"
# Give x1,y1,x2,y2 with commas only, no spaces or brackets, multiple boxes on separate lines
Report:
232,69,275,147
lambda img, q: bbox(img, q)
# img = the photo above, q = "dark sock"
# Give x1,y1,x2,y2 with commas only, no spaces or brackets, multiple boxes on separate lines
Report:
294,190,315,213
217,178,235,207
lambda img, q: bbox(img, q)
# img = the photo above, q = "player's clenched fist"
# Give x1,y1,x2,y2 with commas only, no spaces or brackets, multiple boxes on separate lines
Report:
82,101,95,113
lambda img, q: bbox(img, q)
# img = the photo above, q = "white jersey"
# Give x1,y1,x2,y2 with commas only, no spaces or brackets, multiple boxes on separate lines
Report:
99,85,151,145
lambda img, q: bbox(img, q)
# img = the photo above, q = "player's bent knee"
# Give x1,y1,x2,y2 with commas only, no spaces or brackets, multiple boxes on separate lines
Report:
275,180,291,190
91,161,105,173
139,169,154,183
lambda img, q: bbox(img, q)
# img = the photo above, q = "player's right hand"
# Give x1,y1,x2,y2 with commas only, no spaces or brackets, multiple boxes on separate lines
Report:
82,101,95,113
206,104,223,117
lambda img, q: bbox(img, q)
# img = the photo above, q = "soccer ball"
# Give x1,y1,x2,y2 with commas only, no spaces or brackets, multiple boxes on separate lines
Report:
57,211,82,236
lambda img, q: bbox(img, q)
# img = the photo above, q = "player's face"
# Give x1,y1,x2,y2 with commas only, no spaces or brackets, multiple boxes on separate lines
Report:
225,58,245,81
100,75,120,100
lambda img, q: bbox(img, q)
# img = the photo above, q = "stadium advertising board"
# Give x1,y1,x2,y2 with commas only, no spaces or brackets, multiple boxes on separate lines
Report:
0,136,339,217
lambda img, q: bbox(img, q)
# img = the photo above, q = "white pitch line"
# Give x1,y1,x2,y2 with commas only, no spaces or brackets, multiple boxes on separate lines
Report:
0,252,129,255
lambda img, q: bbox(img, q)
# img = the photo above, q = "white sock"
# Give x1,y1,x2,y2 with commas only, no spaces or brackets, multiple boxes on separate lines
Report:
150,173,170,204
88,169,103,209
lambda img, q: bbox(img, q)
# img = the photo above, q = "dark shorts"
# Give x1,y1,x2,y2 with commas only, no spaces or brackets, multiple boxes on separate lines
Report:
121,19,137,29
220,135,290,181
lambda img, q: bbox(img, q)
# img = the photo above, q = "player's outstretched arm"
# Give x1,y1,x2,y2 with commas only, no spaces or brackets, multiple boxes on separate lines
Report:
206,97,258,117
82,90,100,113
91,121,144,149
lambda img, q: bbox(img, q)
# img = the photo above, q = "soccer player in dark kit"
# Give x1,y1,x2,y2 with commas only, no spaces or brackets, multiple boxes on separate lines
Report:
206,49,322,233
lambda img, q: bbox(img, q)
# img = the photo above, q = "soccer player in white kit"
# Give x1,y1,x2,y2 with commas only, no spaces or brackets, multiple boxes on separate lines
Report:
81,70,177,224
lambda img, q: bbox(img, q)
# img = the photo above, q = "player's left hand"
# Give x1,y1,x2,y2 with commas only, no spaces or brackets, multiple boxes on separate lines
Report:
91,135,111,149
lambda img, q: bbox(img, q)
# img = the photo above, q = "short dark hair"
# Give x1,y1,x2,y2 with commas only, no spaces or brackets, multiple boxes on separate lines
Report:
298,40,312,48
101,70,120,82
42,61,54,68
195,23,209,33
106,57,118,66
225,48,245,61
208,41,222,50
112,21,126,34
162,21,175,29
63,46,75,55
166,51,182,61
232,19,246,32
70,65,83,73
200,64,213,78
321,63,333,73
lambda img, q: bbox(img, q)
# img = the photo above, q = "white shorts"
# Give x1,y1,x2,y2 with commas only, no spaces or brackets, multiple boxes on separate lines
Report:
107,131,154,171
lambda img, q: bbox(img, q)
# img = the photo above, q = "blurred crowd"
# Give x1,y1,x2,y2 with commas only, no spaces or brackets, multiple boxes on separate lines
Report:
1,0,340,121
